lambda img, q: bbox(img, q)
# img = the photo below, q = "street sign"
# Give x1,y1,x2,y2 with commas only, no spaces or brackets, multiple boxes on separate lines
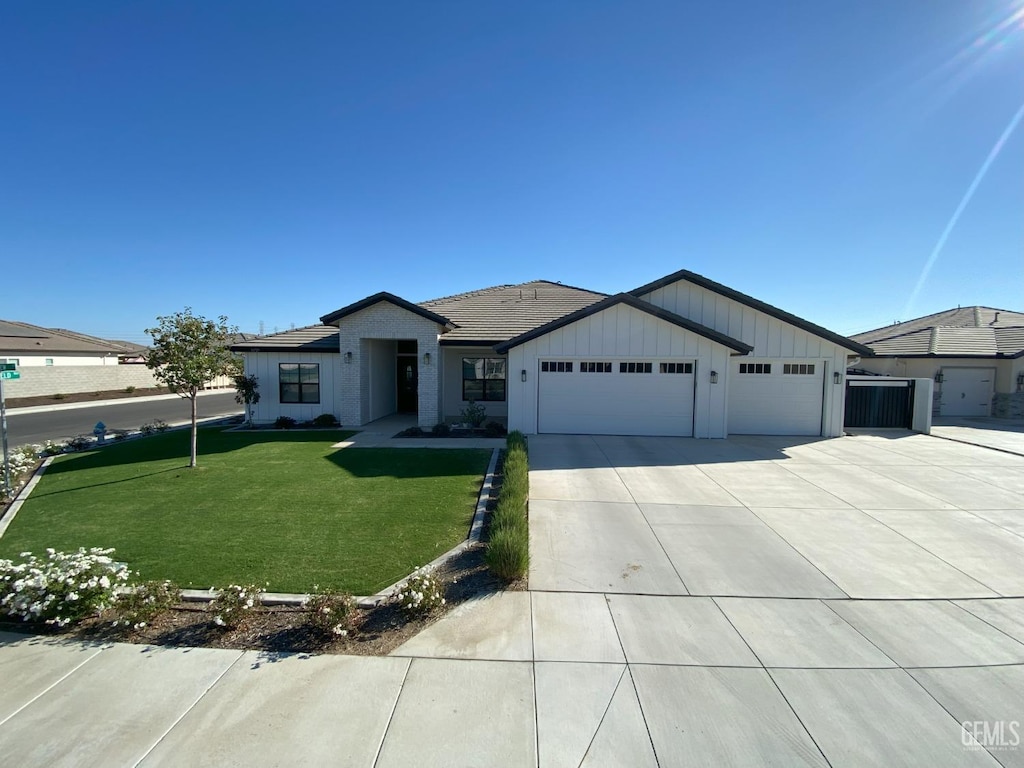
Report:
0,363,15,371
0,371,19,380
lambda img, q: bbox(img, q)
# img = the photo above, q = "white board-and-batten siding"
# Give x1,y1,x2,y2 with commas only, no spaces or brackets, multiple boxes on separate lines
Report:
505,302,731,437
243,352,342,424
639,281,850,436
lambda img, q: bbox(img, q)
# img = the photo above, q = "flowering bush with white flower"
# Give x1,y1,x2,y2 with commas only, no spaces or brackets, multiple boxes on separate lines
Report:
209,583,264,629
0,547,131,627
111,580,182,631
40,440,64,457
303,587,356,637
393,567,446,616
7,444,41,479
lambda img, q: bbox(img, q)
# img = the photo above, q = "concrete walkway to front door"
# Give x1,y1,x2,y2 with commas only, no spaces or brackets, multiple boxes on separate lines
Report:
2,432,1022,765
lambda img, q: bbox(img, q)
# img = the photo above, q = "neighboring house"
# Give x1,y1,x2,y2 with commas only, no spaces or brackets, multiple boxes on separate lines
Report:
850,307,1024,419
233,271,870,437
0,320,125,366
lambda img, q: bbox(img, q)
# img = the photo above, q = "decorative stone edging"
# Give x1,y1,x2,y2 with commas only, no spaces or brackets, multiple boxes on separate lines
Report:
0,457,55,539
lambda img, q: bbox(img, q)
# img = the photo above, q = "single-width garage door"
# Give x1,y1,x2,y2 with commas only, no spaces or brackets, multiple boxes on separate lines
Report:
538,359,695,436
939,367,994,417
728,360,824,435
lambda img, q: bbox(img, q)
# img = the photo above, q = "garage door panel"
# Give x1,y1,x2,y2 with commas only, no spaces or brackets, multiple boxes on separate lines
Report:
939,368,994,417
539,363,694,436
728,361,824,436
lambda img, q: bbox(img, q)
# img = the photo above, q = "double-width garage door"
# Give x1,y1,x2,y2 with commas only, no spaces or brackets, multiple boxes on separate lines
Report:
728,360,825,436
538,359,695,436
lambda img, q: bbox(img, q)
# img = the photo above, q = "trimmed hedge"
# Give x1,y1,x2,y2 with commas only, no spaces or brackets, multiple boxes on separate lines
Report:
485,431,530,580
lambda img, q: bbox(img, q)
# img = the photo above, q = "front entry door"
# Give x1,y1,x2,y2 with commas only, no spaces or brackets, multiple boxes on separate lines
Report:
397,358,418,413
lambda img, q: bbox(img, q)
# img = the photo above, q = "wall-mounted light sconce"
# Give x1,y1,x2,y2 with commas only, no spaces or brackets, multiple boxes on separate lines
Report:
423,352,431,366
709,370,718,384
833,371,842,384
521,369,527,382
934,371,943,384
1017,372,1024,392
344,351,353,364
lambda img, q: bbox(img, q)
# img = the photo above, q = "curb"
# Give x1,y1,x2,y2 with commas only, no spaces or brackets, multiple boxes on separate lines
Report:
929,432,1024,459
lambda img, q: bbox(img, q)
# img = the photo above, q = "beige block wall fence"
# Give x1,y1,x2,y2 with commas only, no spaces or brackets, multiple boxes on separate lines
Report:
2,366,233,399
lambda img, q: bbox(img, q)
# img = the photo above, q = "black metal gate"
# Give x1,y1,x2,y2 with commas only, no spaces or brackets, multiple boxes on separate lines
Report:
845,380,915,429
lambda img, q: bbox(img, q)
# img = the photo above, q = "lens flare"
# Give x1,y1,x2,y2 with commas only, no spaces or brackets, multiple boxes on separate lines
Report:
902,100,1024,319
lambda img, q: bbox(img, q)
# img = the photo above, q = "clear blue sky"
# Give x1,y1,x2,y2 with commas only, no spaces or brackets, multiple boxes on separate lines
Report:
2,1,1022,343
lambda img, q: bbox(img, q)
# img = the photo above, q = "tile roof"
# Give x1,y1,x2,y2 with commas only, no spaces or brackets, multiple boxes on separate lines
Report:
852,306,1024,358
0,320,126,356
230,324,340,352
421,280,606,344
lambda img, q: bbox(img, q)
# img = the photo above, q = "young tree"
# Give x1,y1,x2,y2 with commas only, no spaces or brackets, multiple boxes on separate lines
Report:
233,373,260,427
146,308,238,468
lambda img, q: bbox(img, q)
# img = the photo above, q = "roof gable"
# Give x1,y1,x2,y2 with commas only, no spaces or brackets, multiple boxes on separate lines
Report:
320,292,455,328
495,293,753,354
630,269,872,356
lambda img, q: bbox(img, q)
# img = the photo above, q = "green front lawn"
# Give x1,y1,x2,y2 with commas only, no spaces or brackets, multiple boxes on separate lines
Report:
0,429,490,595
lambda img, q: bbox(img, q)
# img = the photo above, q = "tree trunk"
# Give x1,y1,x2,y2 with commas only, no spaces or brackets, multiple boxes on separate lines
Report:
190,391,198,468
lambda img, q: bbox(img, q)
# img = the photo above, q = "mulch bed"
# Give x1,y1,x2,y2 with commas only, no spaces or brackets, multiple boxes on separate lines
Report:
0,450,524,656
6,387,176,409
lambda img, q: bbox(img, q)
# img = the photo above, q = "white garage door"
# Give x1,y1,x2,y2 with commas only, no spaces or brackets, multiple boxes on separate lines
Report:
939,368,994,417
538,360,695,436
728,360,824,436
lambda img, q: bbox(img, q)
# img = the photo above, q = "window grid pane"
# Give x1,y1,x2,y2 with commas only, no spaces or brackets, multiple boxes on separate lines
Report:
783,363,816,375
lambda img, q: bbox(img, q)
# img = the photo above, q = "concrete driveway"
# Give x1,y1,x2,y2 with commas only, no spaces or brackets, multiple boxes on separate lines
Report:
2,431,1022,766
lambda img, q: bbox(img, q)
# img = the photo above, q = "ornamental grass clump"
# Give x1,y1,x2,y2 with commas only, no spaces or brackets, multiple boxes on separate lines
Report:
394,567,446,616
486,433,530,580
0,547,130,627
304,587,356,637
209,583,264,629
111,580,182,631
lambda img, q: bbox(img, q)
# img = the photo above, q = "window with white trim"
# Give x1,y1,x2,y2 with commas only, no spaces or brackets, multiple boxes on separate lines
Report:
541,361,573,373
783,363,816,375
580,362,612,373
739,363,771,374
660,362,693,374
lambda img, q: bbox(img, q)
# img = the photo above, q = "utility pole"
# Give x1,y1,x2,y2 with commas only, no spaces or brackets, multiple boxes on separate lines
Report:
1,372,10,498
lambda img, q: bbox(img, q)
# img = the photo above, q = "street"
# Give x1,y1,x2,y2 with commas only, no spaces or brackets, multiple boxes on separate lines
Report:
4,392,242,446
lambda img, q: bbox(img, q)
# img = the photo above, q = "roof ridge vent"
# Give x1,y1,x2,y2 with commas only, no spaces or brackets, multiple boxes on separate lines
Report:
973,306,982,327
